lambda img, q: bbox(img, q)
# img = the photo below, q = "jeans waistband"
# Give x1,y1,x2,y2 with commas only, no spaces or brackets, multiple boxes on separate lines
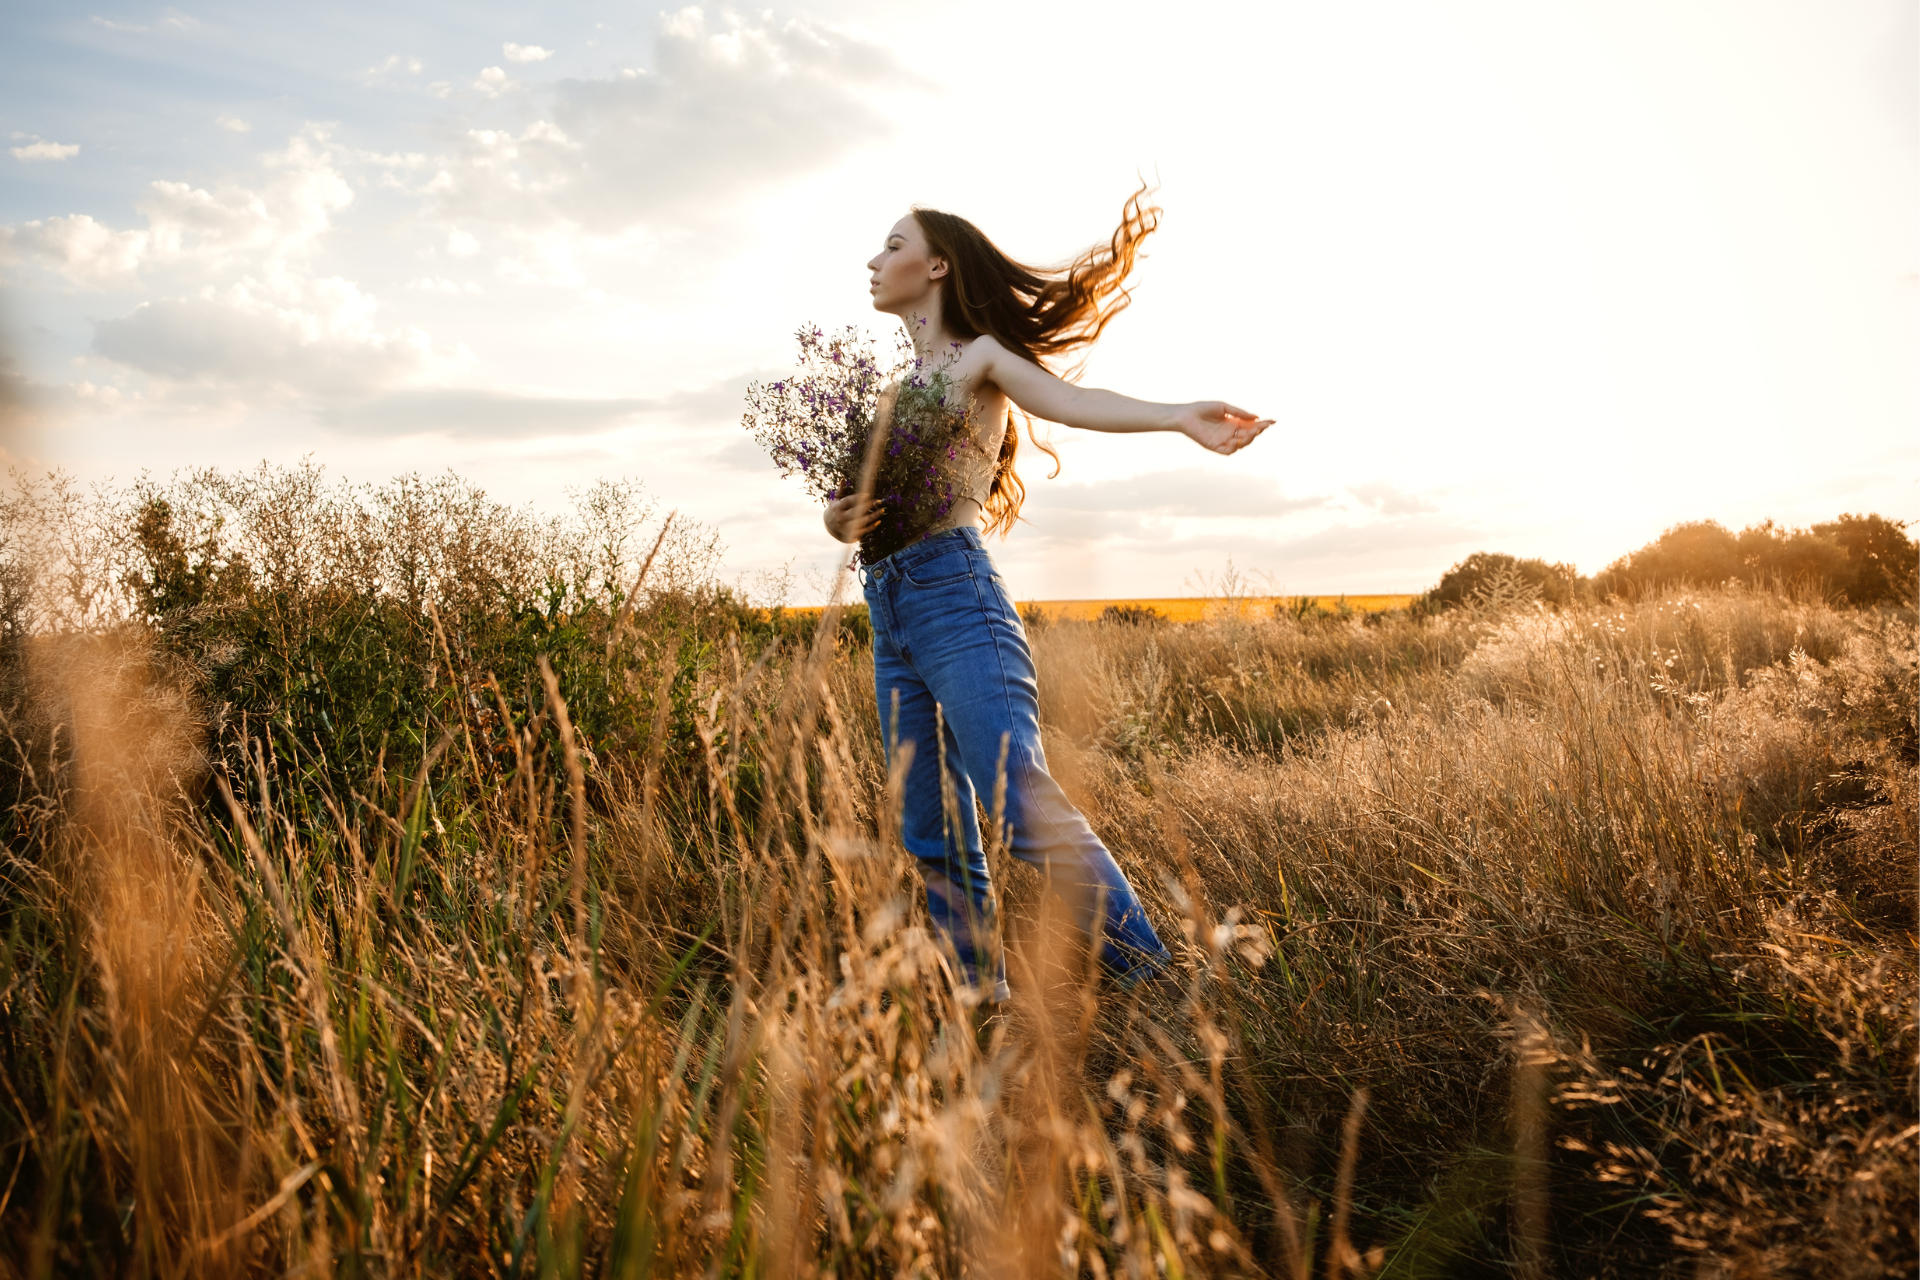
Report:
858,526,983,588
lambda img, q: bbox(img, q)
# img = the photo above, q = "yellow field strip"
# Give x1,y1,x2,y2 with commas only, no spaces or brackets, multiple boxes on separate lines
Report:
1019,595,1415,622
772,595,1416,621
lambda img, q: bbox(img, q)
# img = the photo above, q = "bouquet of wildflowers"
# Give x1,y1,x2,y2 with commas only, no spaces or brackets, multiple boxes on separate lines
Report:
745,325,984,565
742,325,885,506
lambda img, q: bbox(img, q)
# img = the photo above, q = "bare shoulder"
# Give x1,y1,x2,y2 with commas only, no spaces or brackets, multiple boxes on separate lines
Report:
953,334,1035,396
951,333,1006,376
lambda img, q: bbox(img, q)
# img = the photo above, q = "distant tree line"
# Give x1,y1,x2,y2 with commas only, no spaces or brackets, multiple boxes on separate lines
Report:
1419,513,1916,611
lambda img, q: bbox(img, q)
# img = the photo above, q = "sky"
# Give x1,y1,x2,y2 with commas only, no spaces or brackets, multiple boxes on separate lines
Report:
1,0,1914,603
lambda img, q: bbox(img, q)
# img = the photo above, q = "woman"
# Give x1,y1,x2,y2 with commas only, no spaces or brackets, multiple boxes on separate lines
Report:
825,190,1270,1002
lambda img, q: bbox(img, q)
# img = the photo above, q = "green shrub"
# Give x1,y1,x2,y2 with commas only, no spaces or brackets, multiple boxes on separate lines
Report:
1276,594,1358,624
1098,602,1167,627
1418,551,1584,611
1593,513,1916,605
1811,513,1919,605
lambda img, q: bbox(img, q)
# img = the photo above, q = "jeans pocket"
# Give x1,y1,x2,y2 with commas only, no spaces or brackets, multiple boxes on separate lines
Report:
902,549,974,588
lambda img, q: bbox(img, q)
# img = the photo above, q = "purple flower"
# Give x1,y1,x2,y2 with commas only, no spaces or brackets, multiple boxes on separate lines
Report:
742,320,978,564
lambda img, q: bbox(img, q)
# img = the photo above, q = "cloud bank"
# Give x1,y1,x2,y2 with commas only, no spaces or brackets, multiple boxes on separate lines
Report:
0,6,915,431
419,9,911,235
0,131,351,289
93,281,442,394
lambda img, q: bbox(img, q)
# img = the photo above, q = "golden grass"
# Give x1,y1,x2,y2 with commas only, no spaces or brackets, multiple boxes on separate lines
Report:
0,466,1911,1277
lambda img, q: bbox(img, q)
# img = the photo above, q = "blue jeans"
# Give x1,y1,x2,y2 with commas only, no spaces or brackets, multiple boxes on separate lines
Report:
860,527,1172,1000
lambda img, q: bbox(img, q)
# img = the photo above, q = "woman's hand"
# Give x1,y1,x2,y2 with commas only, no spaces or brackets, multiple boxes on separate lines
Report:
824,493,884,543
1175,402,1272,455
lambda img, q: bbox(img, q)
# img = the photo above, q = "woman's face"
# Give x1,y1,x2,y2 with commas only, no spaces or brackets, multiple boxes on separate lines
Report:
866,216,946,315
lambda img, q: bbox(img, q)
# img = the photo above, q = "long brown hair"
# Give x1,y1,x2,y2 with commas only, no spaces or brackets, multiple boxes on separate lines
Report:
911,184,1161,536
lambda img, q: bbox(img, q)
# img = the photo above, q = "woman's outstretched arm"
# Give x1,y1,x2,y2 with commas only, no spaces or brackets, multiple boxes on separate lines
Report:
968,336,1272,456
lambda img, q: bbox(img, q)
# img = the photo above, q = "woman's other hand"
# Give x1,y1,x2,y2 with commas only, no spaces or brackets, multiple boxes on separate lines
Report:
1177,402,1272,455
825,493,884,543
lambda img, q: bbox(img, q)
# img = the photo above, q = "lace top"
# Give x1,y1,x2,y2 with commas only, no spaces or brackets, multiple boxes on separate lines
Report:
857,375,1003,565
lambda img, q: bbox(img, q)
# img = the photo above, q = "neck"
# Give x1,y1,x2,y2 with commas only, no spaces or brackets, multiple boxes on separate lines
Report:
900,307,960,370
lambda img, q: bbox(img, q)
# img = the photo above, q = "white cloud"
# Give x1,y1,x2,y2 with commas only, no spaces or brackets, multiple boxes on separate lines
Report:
494,230,584,286
316,373,750,439
359,147,430,179
318,389,645,437
367,54,423,75
553,8,908,224
503,43,553,64
215,114,250,133
413,8,911,235
91,274,457,396
12,142,80,161
520,120,576,148
1,125,459,404
446,229,479,257
0,214,149,286
89,8,198,34
142,135,350,261
73,380,124,405
1349,481,1440,514
0,130,351,287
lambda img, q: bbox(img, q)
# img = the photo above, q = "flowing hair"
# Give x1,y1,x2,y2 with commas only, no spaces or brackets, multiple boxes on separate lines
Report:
911,184,1161,536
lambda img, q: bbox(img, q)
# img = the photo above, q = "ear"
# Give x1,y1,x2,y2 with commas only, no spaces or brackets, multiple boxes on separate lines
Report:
927,256,949,281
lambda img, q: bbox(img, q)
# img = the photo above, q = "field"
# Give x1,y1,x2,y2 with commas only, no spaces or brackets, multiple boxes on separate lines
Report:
776,597,1419,625
0,466,1913,1278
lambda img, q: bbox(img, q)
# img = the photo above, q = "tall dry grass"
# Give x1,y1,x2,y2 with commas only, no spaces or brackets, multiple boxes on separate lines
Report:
0,465,1912,1277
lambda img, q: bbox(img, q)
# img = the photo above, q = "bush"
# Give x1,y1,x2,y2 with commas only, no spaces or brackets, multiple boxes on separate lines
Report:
1275,595,1357,624
1098,602,1167,627
1813,513,1920,605
1593,514,1916,605
1418,551,1584,611
0,463,738,819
